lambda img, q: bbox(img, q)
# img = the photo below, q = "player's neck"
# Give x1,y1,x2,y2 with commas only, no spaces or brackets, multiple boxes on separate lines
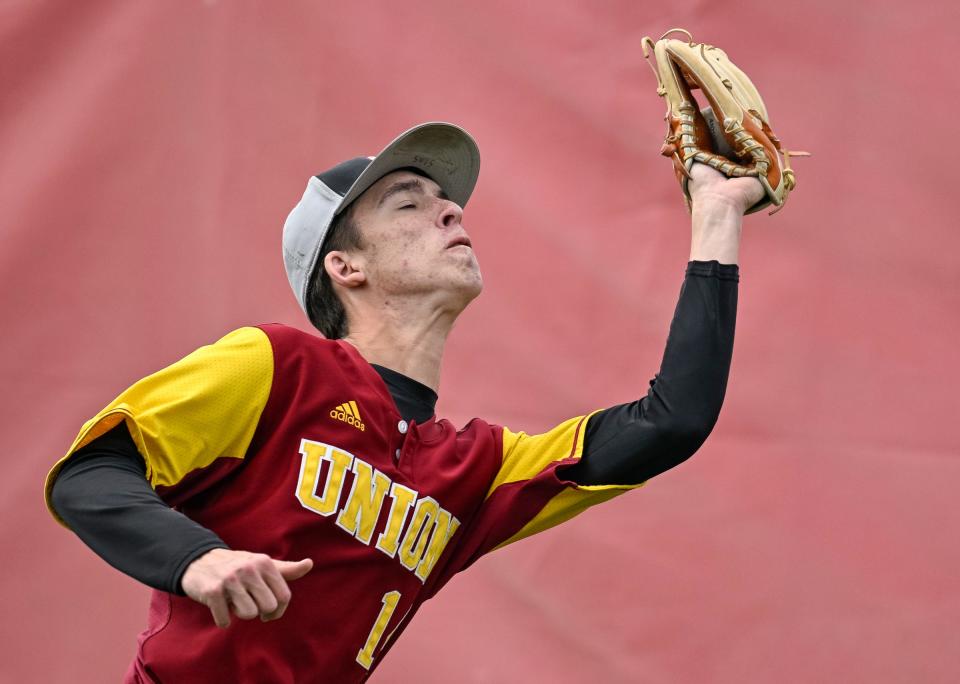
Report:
342,305,456,394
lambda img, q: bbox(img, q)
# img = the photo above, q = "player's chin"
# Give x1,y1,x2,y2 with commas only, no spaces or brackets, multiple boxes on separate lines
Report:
450,266,483,304
467,274,483,300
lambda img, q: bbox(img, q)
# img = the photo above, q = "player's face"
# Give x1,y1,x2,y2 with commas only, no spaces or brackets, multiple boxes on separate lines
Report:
350,170,483,311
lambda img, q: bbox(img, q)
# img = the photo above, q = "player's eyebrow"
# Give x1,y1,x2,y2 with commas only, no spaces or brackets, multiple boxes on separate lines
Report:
377,178,449,207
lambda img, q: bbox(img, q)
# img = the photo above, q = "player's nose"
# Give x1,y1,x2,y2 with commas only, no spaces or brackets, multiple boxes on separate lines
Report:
437,201,463,230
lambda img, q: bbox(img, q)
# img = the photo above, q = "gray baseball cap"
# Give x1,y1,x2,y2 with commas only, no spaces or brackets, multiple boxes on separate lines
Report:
282,122,481,325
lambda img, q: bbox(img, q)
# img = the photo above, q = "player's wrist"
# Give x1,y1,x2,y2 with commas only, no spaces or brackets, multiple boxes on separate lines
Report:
689,201,742,265
174,543,232,595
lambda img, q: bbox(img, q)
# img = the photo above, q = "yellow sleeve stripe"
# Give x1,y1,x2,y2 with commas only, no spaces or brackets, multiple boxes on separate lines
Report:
487,410,645,551
487,413,593,497
44,327,274,527
492,482,644,552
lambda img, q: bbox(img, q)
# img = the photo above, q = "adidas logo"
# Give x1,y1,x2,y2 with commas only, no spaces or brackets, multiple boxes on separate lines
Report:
330,400,366,432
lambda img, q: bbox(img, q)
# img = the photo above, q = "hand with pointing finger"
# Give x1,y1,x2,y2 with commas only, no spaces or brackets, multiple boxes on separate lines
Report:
181,548,314,628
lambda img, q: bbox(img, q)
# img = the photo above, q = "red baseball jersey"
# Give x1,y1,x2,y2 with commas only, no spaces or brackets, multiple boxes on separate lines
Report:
45,324,641,682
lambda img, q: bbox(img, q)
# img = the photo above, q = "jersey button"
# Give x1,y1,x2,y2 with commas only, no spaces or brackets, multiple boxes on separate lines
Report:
398,420,408,434
395,448,401,459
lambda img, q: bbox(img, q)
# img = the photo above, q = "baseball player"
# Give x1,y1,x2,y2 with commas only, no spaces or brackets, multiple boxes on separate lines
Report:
45,122,763,682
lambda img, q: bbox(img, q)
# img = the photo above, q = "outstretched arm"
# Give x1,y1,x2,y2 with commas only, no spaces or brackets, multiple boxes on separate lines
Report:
564,165,764,486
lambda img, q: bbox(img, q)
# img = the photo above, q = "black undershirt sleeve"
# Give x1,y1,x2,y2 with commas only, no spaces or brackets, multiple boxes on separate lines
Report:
563,260,739,486
50,422,228,595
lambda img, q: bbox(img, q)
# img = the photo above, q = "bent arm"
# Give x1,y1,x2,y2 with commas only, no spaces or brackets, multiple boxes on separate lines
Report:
51,422,313,626
50,422,228,594
565,164,761,486
565,259,738,485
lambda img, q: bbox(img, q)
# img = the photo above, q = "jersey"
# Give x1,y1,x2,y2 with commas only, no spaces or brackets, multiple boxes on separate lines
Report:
45,324,641,683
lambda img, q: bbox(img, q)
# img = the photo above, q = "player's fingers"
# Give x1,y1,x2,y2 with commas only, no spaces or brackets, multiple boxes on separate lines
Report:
225,581,260,621
274,558,313,582
206,591,232,629
260,567,293,622
243,571,280,618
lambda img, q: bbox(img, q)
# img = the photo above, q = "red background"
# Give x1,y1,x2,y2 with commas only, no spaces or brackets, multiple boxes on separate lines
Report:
3,1,958,682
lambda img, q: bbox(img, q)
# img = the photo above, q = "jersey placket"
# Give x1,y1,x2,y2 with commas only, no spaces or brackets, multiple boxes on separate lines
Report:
392,419,418,481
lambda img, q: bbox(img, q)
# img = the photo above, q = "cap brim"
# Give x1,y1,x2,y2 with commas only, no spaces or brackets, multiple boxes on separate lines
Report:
337,122,480,212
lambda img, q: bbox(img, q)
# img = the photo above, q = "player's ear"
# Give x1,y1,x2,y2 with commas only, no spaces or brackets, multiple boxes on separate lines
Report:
324,251,366,289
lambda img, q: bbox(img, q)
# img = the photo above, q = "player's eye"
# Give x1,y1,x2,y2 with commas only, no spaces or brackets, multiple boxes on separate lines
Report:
398,203,416,210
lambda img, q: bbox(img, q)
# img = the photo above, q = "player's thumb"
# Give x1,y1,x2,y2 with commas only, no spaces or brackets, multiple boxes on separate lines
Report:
274,558,314,581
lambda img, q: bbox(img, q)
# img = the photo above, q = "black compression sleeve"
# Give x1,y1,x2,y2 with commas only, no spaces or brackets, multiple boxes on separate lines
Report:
564,260,739,486
50,422,228,594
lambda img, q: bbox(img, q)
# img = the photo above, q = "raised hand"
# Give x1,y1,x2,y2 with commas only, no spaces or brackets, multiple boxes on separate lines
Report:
687,162,766,216
686,163,766,265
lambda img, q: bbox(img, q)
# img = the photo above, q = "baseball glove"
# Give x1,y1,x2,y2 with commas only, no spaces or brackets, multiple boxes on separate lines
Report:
642,28,808,214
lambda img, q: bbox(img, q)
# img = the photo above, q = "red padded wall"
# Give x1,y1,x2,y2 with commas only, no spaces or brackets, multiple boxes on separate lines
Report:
2,1,957,681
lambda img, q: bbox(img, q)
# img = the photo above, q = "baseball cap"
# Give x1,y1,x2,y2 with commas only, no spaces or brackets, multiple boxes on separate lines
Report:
282,122,481,324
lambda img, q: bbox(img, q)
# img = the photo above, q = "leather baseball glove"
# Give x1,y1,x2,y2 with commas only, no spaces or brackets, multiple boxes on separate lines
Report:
642,28,808,214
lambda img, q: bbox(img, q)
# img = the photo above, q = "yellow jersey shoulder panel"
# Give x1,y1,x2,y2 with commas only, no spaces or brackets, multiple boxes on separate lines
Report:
44,326,274,525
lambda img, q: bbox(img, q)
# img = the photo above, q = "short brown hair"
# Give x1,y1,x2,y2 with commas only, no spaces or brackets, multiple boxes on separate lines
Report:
305,205,363,339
